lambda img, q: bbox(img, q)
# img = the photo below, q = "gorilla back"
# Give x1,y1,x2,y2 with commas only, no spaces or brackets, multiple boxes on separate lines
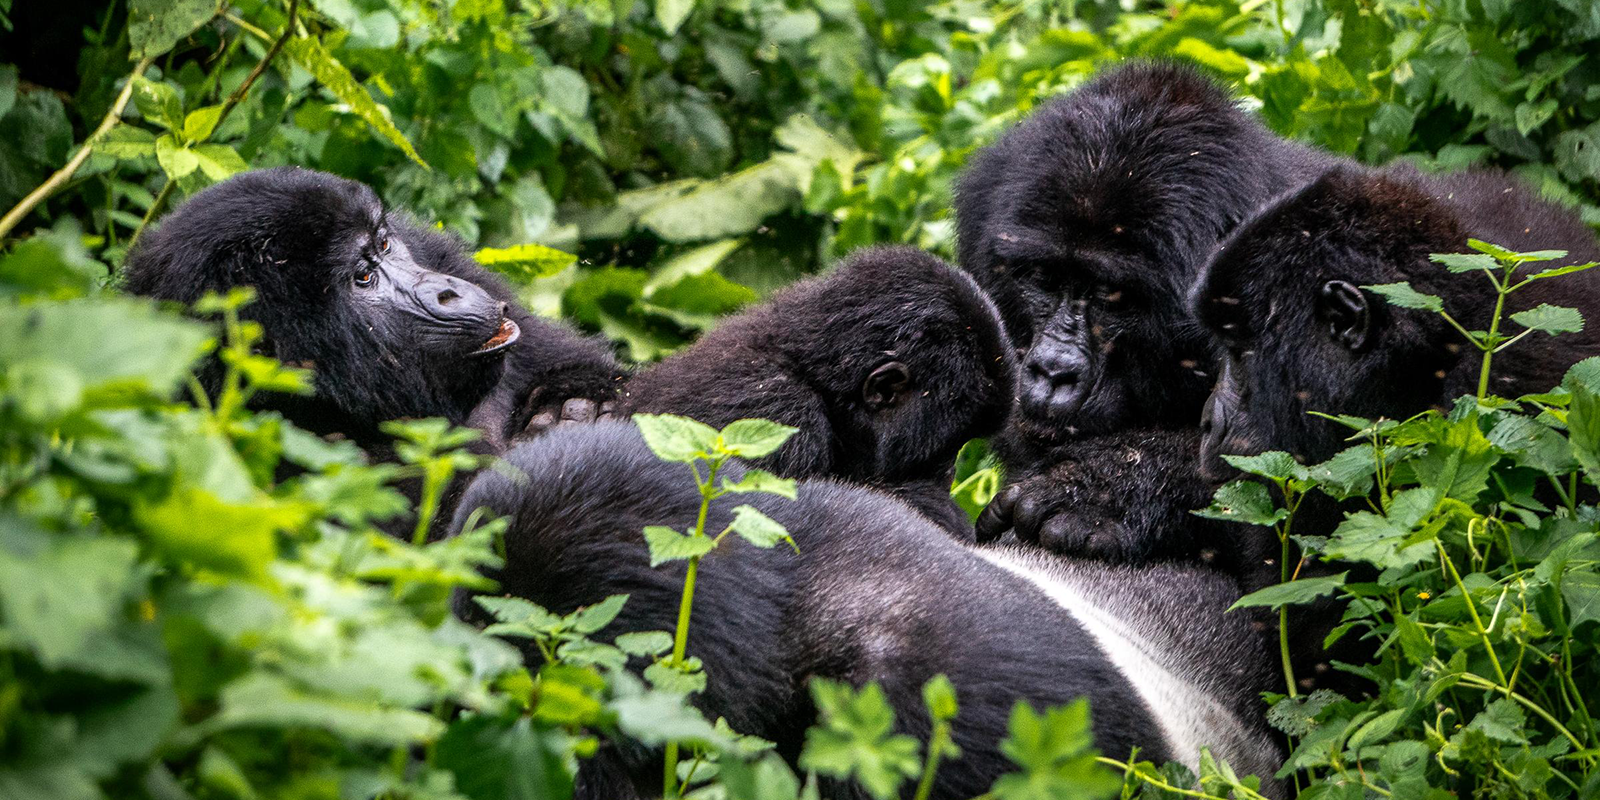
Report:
454,422,1283,799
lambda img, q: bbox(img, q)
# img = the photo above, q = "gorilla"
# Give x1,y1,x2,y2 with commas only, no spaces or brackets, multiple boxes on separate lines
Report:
955,62,1333,554
615,246,1016,529
119,168,623,447
453,422,1284,800
1194,166,1600,478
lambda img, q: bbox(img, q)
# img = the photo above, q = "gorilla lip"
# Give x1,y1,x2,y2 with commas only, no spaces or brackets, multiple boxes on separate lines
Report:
473,317,521,355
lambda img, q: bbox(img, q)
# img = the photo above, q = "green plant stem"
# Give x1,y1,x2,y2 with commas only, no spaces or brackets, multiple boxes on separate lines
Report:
411,461,448,546
912,721,952,800
1277,488,1301,697
1095,757,1272,800
1438,542,1509,688
1457,673,1594,762
664,458,722,798
0,55,155,242
1477,278,1510,399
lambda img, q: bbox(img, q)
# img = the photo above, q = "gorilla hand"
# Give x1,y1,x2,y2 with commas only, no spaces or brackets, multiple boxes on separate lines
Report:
521,398,620,439
974,476,1142,560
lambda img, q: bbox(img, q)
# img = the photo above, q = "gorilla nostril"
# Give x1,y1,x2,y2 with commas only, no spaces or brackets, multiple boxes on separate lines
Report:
437,288,460,305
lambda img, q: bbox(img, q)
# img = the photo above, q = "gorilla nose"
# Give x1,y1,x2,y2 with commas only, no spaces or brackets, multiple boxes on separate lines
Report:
418,273,494,319
1019,346,1091,418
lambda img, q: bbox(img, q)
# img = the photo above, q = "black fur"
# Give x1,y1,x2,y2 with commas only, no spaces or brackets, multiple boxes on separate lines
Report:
120,167,622,450
619,246,1017,529
453,422,1283,800
1193,165,1600,478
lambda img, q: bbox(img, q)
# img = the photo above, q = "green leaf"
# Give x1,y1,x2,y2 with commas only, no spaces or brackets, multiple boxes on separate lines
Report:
572,594,629,634
922,675,958,723
655,0,695,35
128,0,217,60
1524,261,1598,282
154,134,197,178
284,35,426,167
1510,303,1584,335
642,526,714,566
644,659,708,695
192,143,248,182
0,518,141,668
721,469,798,499
1194,480,1289,527
1325,487,1441,569
1429,252,1498,274
436,715,575,800
1222,451,1309,482
130,77,184,130
1562,568,1600,629
1464,699,1529,745
990,699,1120,800
1488,415,1577,475
1305,445,1378,499
1362,282,1444,312
615,631,673,656
634,414,719,463
641,160,802,242
181,105,223,143
1565,383,1600,485
727,505,796,551
720,419,799,458
98,126,157,159
209,673,444,745
474,244,578,282
0,297,209,396
1229,573,1348,611
799,680,921,800
135,487,302,579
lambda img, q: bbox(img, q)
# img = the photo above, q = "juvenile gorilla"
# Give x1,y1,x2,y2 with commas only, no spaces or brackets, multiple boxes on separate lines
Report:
614,246,1016,528
1194,166,1600,477
454,423,1284,800
120,167,623,452
956,62,1333,552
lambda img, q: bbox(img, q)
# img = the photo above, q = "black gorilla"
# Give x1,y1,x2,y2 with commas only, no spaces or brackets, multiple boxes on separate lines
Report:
956,62,1333,553
120,167,623,452
614,246,1015,529
1194,166,1600,478
453,422,1284,800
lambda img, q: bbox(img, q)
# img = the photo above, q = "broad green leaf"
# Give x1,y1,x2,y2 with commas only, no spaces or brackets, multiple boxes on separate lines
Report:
720,419,799,458
799,680,921,800
475,595,562,631
1362,282,1443,312
571,594,629,634
1325,487,1441,569
130,76,184,130
641,160,802,242
97,126,157,159
128,0,217,60
1306,445,1379,499
951,466,1002,523
209,673,444,745
1563,568,1600,629
991,699,1119,800
435,715,575,800
643,238,744,294
1564,356,1600,394
474,243,578,282
1524,261,1598,282
722,469,798,499
1465,239,1526,261
644,659,708,695
633,414,719,463
284,35,426,167
610,683,726,748
655,0,695,35
1222,451,1308,482
154,134,197,178
1429,252,1498,274
1488,415,1577,475
1510,303,1584,335
642,525,714,566
727,505,796,551
0,298,209,396
1565,383,1600,484
182,105,223,143
615,631,673,656
1229,573,1348,611
0,518,141,668
136,487,304,579
192,143,248,182
1194,480,1288,527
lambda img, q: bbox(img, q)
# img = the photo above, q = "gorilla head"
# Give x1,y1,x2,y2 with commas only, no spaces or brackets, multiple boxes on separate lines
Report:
956,62,1330,452
1192,166,1600,481
121,167,616,444
624,245,1016,487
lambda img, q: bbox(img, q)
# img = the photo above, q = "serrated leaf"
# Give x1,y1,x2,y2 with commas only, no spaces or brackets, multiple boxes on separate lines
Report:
571,593,629,634
1429,252,1498,274
1222,451,1308,482
1524,261,1596,281
727,505,796,551
643,525,714,566
615,631,673,656
1510,303,1584,335
284,35,426,167
129,0,217,60
1229,573,1348,611
800,680,921,800
645,660,708,695
1194,480,1288,527
1306,445,1378,499
1363,282,1443,312
210,673,443,745
634,414,719,463
720,419,799,458
722,469,798,499
474,243,578,282
154,134,197,178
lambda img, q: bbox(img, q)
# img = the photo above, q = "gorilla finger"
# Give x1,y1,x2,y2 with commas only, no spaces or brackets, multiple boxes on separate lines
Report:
1012,493,1046,544
596,400,618,421
974,484,1022,543
1035,514,1083,554
527,409,557,433
561,398,599,423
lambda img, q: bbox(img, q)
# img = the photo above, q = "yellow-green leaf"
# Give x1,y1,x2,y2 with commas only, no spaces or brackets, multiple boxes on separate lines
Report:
284,35,426,168
155,134,199,178
193,143,248,181
182,105,224,143
473,243,577,281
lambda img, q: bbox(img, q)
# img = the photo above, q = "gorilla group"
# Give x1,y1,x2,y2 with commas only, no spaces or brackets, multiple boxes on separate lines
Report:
120,56,1600,800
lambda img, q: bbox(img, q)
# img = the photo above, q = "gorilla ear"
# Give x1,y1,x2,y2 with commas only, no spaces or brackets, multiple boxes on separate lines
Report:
1317,280,1372,352
863,361,912,412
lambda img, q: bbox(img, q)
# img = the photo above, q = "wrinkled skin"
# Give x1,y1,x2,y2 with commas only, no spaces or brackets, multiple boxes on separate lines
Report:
956,61,1330,555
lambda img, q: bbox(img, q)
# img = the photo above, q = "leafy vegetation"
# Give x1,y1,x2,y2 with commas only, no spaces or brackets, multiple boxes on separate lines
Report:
3,0,1600,799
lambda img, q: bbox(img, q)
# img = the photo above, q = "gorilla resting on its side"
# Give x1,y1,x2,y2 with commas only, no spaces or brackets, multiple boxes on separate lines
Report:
956,62,1334,566
1194,166,1600,478
453,422,1284,800
120,167,624,454
618,245,1016,530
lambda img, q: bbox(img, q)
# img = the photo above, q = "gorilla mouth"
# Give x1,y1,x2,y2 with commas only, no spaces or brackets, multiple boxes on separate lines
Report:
472,317,521,355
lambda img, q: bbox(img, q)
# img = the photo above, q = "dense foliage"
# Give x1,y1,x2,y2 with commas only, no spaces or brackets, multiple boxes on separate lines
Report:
2,1,1599,799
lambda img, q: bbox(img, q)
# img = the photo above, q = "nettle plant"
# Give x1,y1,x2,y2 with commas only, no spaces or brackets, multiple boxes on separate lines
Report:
1200,242,1600,800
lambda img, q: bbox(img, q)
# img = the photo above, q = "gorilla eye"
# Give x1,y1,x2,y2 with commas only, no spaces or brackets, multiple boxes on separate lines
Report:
354,269,376,288
1095,284,1126,306
380,236,390,253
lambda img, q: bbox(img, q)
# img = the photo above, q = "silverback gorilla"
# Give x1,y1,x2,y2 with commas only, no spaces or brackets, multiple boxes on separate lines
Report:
1194,166,1600,478
455,425,1283,800
120,167,623,453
